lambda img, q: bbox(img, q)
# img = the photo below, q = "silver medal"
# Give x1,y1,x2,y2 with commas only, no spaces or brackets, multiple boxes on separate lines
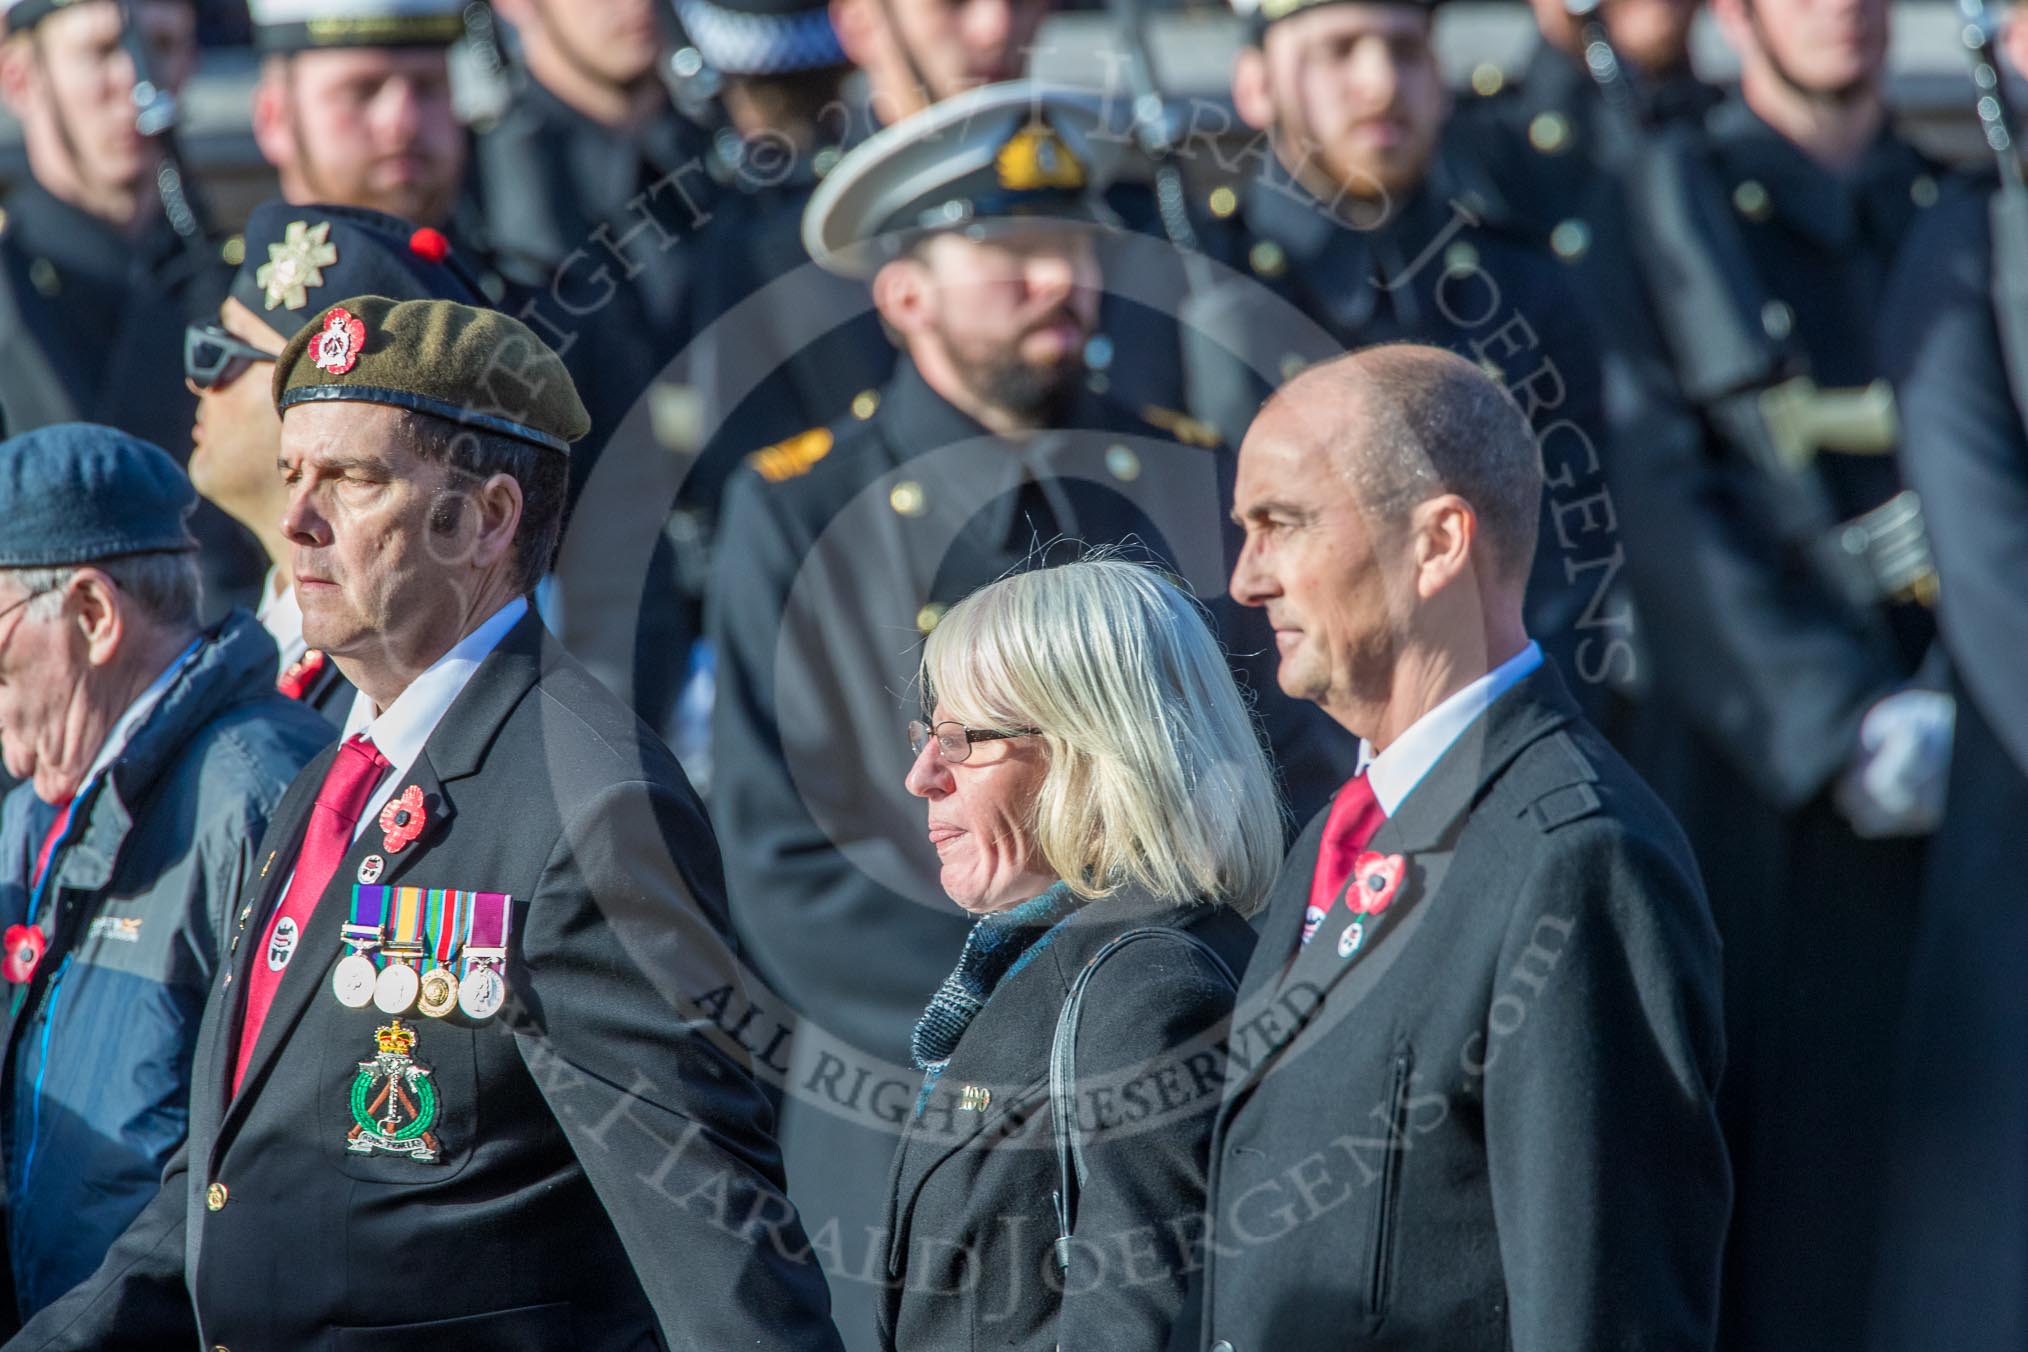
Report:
332,953,378,1007
373,960,420,1014
458,964,506,1019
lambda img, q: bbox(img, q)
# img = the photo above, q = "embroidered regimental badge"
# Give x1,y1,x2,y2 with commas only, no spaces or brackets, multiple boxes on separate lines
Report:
346,1020,442,1162
258,220,339,311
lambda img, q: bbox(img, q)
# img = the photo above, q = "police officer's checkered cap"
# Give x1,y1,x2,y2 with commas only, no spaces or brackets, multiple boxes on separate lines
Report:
677,0,845,77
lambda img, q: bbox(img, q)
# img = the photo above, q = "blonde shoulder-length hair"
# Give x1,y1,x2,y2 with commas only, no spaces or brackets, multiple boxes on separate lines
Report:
919,558,1285,916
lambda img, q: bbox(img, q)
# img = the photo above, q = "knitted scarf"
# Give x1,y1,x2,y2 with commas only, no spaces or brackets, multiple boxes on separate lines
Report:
910,882,1082,1089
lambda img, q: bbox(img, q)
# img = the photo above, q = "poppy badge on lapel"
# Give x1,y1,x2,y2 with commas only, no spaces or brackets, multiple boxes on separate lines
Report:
3,923,47,983
379,785,426,854
1350,851,1406,914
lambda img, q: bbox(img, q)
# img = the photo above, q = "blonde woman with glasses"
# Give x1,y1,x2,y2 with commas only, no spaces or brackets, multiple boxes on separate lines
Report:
881,558,1282,1352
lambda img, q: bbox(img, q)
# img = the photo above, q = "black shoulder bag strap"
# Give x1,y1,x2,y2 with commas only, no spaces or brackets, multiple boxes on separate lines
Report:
1048,926,1238,1273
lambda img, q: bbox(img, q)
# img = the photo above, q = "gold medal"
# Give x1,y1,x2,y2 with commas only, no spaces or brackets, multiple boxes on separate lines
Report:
417,965,459,1018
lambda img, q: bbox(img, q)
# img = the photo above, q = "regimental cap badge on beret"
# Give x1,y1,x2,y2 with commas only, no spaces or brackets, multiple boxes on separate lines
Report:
311,306,367,374
274,295,590,455
995,121,1086,193
803,81,1123,279
259,220,340,311
230,200,483,330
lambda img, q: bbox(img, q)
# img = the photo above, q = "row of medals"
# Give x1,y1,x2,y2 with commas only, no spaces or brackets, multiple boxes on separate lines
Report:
332,946,505,1020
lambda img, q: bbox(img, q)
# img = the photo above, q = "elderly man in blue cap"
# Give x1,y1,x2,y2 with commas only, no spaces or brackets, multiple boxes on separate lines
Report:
0,426,328,1329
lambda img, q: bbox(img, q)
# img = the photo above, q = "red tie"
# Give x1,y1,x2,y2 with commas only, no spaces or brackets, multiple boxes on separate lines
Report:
233,735,390,1095
1308,771,1386,921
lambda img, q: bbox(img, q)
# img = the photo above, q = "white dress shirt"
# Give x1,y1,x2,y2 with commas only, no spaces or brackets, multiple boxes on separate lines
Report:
340,596,528,843
1357,641,1544,816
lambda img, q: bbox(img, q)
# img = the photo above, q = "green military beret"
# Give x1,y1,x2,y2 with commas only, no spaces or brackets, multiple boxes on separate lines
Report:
272,295,589,455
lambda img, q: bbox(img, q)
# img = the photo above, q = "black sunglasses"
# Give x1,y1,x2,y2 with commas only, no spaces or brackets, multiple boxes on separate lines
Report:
184,322,276,391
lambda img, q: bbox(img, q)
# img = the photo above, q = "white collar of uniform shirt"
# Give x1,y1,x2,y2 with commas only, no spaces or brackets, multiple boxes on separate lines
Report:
257,568,308,673
339,594,528,842
1355,640,1544,817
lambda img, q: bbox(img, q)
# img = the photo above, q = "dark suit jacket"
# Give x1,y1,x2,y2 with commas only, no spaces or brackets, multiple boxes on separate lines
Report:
1181,665,1729,1352
879,888,1256,1352
1870,182,2028,1352
8,611,841,1352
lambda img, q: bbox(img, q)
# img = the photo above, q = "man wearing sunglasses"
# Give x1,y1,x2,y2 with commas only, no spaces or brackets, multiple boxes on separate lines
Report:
0,426,328,1331
0,0,265,619
185,197,488,726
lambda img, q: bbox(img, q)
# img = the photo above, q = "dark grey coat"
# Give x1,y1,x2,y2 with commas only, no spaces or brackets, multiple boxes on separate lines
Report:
879,888,1256,1352
1180,664,1730,1352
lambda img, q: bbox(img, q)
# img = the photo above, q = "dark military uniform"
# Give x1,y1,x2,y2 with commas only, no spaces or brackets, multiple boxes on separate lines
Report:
1603,96,1950,1352
0,183,259,614
1447,39,1720,259
1188,157,1624,730
1871,180,2028,1352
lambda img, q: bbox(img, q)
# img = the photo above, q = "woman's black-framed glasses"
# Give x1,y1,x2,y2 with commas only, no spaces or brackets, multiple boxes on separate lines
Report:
184,323,276,391
907,719,1041,764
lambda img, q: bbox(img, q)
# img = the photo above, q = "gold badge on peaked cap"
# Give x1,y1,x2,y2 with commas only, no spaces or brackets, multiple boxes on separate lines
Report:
258,220,340,311
995,120,1086,193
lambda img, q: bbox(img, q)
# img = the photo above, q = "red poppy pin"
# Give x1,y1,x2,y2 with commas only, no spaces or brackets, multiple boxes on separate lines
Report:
379,785,426,854
3,923,47,983
407,226,450,263
311,306,366,375
277,649,327,701
1350,851,1407,915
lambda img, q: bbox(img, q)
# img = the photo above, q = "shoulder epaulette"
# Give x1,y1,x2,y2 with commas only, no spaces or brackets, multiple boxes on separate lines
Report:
1139,404,1221,449
747,427,835,483
1525,732,1604,832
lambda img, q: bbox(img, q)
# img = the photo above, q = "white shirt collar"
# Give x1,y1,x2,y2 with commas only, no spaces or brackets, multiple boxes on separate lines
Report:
83,637,205,786
356,596,528,777
1357,642,1544,816
257,569,307,672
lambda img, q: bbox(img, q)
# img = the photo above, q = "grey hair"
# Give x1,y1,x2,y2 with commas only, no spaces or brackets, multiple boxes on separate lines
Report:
920,558,1285,917
1314,345,1544,579
6,553,202,630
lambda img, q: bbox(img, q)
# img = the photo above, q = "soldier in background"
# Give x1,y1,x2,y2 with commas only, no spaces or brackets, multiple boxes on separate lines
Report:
469,0,707,428
1600,0,1953,1346
829,0,1046,124
185,199,491,726
1185,0,1623,730
248,0,468,235
1869,150,2028,1352
1449,0,1716,252
0,0,262,616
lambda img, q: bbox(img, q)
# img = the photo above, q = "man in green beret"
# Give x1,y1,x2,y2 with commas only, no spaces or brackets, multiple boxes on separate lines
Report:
13,297,843,1351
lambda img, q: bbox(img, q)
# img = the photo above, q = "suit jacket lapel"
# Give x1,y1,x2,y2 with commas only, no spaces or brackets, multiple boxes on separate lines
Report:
214,612,548,1144
1221,664,1586,1103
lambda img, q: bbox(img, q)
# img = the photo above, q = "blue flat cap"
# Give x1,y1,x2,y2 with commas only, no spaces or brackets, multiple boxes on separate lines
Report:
0,425,199,568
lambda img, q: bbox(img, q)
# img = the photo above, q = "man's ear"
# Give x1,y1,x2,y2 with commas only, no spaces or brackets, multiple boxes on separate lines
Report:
0,35,40,121
1232,43,1275,132
830,0,877,70
67,570,127,669
1411,494,1476,600
871,256,934,342
1708,0,1754,60
467,472,525,573
250,58,294,171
